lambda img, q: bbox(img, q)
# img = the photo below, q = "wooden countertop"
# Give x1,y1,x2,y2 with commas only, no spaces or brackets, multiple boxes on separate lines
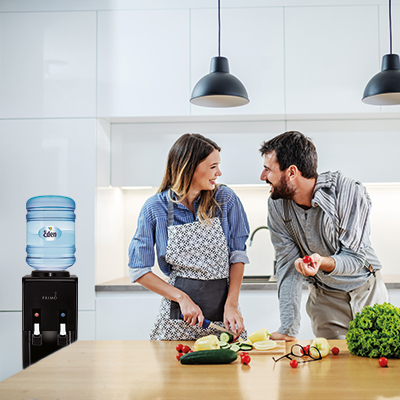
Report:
1,340,399,400
96,274,400,292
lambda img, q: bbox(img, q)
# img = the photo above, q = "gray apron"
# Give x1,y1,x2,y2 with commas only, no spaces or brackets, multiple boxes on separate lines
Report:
149,191,246,340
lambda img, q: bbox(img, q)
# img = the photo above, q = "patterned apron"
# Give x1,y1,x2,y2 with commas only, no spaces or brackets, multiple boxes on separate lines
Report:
149,191,246,340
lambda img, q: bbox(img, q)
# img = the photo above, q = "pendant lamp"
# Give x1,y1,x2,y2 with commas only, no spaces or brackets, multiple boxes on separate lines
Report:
362,0,400,105
190,0,249,108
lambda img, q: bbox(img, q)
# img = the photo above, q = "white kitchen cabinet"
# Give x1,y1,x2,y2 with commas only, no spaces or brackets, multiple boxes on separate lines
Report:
0,119,97,311
285,5,381,115
111,119,286,187
95,289,314,341
97,10,191,117
286,119,400,183
0,12,96,119
190,7,285,116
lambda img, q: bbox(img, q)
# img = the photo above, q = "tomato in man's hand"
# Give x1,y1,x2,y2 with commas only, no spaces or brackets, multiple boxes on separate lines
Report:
303,256,312,264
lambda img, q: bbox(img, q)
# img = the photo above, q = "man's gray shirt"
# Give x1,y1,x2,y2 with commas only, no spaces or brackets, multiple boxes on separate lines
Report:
267,171,382,337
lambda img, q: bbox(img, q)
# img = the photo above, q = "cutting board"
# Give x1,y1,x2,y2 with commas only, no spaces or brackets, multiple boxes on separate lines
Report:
249,340,286,355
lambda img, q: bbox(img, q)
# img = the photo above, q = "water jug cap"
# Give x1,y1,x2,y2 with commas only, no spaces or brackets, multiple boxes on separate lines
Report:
26,195,75,210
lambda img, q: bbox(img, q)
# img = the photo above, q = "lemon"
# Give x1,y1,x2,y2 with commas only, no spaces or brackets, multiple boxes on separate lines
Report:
253,340,277,351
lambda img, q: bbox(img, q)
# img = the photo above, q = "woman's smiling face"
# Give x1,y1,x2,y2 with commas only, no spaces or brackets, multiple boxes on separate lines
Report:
190,149,222,192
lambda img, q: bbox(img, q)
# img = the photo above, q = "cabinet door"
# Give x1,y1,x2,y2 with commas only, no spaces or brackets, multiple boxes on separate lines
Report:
111,120,286,187
0,12,96,118
285,5,380,115
190,7,285,116
0,119,96,311
97,10,190,117
286,119,400,183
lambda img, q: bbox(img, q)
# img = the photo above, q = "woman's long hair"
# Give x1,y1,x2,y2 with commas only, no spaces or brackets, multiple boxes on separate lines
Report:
158,133,221,223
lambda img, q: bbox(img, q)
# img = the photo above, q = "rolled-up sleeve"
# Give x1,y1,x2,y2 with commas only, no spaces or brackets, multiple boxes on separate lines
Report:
128,200,156,283
225,188,250,265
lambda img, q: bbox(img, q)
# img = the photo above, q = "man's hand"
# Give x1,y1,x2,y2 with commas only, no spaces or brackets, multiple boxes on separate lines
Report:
295,253,335,276
270,331,297,342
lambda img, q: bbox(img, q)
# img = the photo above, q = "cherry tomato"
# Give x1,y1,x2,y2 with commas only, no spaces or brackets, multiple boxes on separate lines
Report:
241,355,251,365
188,350,194,353
378,357,388,367
331,347,340,355
303,256,312,264
181,345,190,354
240,352,248,358
300,345,310,355
176,353,184,361
176,344,184,352
290,359,298,368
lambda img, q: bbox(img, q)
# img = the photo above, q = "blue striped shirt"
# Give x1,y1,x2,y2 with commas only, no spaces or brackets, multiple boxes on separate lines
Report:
128,185,250,282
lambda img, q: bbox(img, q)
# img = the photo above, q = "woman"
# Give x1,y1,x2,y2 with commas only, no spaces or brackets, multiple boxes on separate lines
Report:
128,133,250,340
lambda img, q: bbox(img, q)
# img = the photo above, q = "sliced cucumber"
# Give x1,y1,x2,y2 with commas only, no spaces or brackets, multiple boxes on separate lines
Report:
239,343,253,351
219,341,231,349
230,344,240,352
219,332,234,343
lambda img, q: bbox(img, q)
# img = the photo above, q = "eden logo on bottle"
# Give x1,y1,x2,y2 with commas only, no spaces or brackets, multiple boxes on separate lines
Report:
38,226,62,241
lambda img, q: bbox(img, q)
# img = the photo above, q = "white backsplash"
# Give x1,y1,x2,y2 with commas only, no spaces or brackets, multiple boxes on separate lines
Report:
99,183,400,283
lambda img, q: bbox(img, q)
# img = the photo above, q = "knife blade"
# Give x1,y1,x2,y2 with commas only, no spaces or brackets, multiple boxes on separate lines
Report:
180,314,238,337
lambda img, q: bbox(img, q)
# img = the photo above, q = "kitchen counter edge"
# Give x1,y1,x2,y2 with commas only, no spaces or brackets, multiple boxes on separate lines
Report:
95,274,400,292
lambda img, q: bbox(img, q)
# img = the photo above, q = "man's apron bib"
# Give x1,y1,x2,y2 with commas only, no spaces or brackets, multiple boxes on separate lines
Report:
149,191,245,340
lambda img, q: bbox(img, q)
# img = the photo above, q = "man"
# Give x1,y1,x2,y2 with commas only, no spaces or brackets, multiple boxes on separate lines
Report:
260,131,388,341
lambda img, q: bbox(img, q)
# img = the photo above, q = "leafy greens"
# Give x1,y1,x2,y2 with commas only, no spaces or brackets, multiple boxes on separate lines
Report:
346,303,400,358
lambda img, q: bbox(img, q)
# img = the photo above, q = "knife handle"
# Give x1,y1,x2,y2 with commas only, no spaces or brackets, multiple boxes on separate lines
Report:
180,313,211,329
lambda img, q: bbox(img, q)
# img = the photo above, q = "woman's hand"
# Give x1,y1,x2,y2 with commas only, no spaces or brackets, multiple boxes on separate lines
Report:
179,295,204,327
224,303,244,337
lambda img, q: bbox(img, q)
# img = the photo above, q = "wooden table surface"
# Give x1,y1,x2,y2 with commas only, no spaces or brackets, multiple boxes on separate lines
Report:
0,339,399,400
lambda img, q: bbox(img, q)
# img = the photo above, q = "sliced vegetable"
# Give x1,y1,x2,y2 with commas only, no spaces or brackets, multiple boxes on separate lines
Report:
219,342,231,349
239,343,253,351
253,340,277,351
219,332,234,343
230,344,240,352
248,328,270,343
180,349,238,365
193,335,220,351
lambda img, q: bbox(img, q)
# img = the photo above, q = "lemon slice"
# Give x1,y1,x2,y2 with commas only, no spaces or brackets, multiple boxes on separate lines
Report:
253,340,277,351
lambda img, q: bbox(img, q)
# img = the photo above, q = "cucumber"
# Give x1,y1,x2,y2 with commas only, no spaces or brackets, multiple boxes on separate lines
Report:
219,341,231,349
219,332,234,343
239,343,253,351
230,344,240,352
180,349,238,365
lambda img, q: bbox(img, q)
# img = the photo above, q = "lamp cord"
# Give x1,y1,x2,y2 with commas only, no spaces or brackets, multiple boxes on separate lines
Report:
218,0,221,57
389,0,392,54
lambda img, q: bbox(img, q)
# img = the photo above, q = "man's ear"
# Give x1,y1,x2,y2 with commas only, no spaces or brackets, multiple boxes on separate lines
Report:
288,165,299,180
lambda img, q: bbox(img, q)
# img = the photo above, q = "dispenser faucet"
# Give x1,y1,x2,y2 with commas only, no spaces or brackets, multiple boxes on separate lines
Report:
249,226,269,246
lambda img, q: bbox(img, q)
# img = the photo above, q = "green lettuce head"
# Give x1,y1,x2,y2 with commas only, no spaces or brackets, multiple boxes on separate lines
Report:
346,303,400,358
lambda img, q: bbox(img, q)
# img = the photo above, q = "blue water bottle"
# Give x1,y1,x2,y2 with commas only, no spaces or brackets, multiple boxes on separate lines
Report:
26,196,76,270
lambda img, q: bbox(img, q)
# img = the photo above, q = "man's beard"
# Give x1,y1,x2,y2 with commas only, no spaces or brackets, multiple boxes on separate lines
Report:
269,175,296,200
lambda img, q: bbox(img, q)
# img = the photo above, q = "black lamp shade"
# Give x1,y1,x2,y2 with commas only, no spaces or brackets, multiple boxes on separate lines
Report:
362,54,400,105
190,56,250,108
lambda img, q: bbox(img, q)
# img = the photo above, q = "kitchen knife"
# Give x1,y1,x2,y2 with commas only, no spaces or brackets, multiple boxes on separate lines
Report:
180,314,238,337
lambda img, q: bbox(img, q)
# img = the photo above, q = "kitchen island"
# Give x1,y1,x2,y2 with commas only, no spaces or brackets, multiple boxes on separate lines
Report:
0,339,399,400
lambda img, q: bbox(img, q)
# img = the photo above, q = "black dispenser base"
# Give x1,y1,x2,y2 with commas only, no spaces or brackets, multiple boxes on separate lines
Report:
22,270,78,368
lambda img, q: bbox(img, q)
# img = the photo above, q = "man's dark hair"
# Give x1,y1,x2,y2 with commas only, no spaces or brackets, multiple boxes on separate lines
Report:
260,131,318,179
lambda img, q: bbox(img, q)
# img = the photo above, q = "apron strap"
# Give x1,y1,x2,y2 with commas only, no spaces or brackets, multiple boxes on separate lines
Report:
167,189,175,227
